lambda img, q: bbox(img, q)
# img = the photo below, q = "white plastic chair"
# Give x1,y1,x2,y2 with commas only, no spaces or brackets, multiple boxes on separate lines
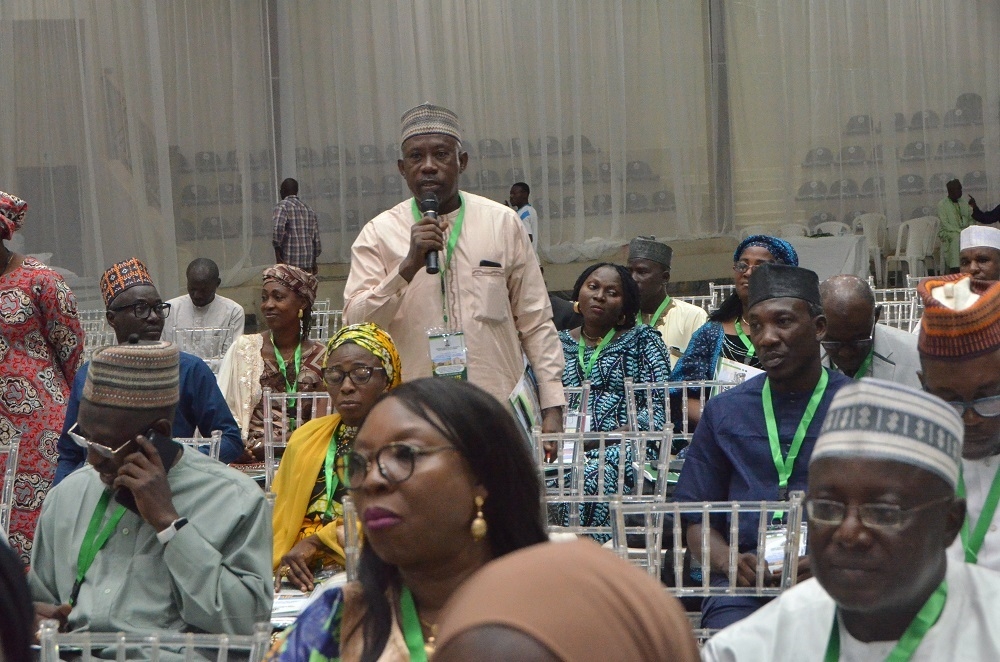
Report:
262,388,332,491
173,327,232,374
813,221,852,236
534,430,672,540
855,213,888,286
38,621,272,662
779,223,809,238
886,218,935,281
174,430,223,461
0,438,20,538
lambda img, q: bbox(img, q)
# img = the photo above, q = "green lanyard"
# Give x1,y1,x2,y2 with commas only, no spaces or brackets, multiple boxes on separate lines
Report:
853,348,875,379
824,581,947,661
323,425,345,518
71,491,127,606
411,194,467,326
762,369,829,501
637,295,672,327
577,329,616,381
957,465,1000,564
271,334,302,416
399,586,430,662
734,318,756,359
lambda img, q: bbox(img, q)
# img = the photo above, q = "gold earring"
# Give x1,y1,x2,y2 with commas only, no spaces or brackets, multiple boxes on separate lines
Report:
471,496,488,541
298,309,303,319
573,301,581,314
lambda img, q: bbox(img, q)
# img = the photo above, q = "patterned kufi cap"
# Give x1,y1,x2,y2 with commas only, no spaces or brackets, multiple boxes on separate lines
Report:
918,273,1000,360
0,191,28,240
101,258,155,308
628,236,673,268
262,264,318,306
812,378,962,488
84,341,180,410
733,234,799,267
960,225,1000,252
401,103,462,145
747,263,821,310
324,323,403,389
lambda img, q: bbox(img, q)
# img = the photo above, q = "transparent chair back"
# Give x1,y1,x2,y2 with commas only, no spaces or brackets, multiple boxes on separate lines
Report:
562,383,591,432
625,378,739,440
0,437,20,537
308,309,344,342
262,388,332,491
343,495,360,581
675,294,714,314
174,430,223,461
173,327,233,373
533,430,672,539
37,620,272,662
83,329,118,362
709,282,735,309
879,298,920,332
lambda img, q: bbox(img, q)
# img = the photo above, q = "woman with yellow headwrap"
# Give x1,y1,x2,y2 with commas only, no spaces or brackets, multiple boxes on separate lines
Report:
271,323,402,592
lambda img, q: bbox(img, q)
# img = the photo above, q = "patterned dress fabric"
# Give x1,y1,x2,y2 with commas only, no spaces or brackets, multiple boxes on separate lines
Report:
0,257,84,563
669,320,762,382
557,325,671,534
249,341,327,447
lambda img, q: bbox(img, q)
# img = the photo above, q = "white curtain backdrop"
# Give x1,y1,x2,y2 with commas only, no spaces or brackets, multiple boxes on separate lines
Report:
2,1,999,301
726,0,1000,240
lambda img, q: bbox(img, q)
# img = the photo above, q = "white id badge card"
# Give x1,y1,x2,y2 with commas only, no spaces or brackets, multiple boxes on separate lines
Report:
427,329,468,380
714,356,765,395
764,523,808,575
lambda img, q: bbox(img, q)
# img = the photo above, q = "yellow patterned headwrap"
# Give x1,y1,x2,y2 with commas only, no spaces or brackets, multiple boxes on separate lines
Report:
323,323,402,388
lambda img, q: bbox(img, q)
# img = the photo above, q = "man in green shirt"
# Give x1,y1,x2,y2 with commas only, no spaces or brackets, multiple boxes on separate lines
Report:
937,179,973,273
29,341,272,638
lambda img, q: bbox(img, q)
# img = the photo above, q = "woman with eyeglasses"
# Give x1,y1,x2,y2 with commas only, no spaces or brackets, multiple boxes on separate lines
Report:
218,264,326,464
271,323,402,593
671,235,799,384
0,191,85,564
267,378,548,662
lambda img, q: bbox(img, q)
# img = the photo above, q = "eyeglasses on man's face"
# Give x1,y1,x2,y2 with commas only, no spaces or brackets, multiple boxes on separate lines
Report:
806,495,952,531
108,300,171,320
821,306,881,354
67,422,133,461
340,442,457,491
323,366,386,387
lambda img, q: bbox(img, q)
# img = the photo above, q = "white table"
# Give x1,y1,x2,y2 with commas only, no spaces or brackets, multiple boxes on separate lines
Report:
787,235,869,281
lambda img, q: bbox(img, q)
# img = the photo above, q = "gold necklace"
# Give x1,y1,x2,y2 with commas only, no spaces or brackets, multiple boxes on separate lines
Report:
580,327,607,343
419,616,438,655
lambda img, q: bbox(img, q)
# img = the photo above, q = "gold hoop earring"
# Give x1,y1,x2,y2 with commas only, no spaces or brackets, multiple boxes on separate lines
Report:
471,495,488,541
298,309,304,319
573,301,581,314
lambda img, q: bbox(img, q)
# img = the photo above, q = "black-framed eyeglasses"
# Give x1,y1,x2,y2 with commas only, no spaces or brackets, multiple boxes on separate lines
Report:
323,366,386,386
66,422,133,461
821,307,881,354
108,300,171,320
340,443,457,491
946,394,1000,419
806,495,952,531
733,260,777,274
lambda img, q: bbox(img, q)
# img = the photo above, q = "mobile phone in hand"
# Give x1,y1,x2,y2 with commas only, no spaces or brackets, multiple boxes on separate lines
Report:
114,430,182,512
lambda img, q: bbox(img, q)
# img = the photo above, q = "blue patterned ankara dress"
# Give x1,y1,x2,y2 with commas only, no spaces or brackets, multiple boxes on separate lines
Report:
556,325,671,536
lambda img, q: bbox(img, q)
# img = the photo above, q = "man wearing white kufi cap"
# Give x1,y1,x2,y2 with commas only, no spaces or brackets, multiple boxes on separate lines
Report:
959,224,1000,281
704,379,1000,661
343,103,566,429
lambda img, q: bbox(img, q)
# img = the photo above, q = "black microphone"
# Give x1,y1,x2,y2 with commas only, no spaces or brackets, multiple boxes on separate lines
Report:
420,193,441,274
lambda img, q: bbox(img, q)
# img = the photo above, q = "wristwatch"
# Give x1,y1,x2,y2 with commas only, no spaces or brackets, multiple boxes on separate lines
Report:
156,517,189,544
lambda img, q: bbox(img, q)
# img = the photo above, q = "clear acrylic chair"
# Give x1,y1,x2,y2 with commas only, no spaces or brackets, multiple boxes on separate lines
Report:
262,388,332,492
533,430,672,540
0,438,20,538
83,329,117,362
880,298,920,332
676,294,715,314
174,430,223,461
625,379,740,439
343,495,360,581
308,309,343,342
173,327,232,373
709,282,736,310
37,620,272,662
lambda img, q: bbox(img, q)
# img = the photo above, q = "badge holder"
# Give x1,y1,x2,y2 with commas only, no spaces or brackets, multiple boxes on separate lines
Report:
427,328,468,380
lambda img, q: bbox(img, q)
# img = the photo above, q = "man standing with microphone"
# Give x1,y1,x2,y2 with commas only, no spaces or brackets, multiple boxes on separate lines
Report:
343,103,565,431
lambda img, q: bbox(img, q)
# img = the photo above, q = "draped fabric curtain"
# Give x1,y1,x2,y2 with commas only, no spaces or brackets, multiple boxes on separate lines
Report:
2,1,998,302
726,0,1000,239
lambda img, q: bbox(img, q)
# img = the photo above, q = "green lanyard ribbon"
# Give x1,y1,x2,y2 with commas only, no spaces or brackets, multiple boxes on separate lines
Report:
734,318,756,360
853,348,875,379
323,425,345,518
636,295,672,327
399,586,430,662
957,465,1000,564
824,581,947,661
577,329,616,381
71,491,127,607
763,369,829,503
271,334,303,416
411,194,467,327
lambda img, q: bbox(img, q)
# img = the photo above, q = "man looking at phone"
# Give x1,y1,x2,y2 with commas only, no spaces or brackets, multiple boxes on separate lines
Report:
29,341,272,636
